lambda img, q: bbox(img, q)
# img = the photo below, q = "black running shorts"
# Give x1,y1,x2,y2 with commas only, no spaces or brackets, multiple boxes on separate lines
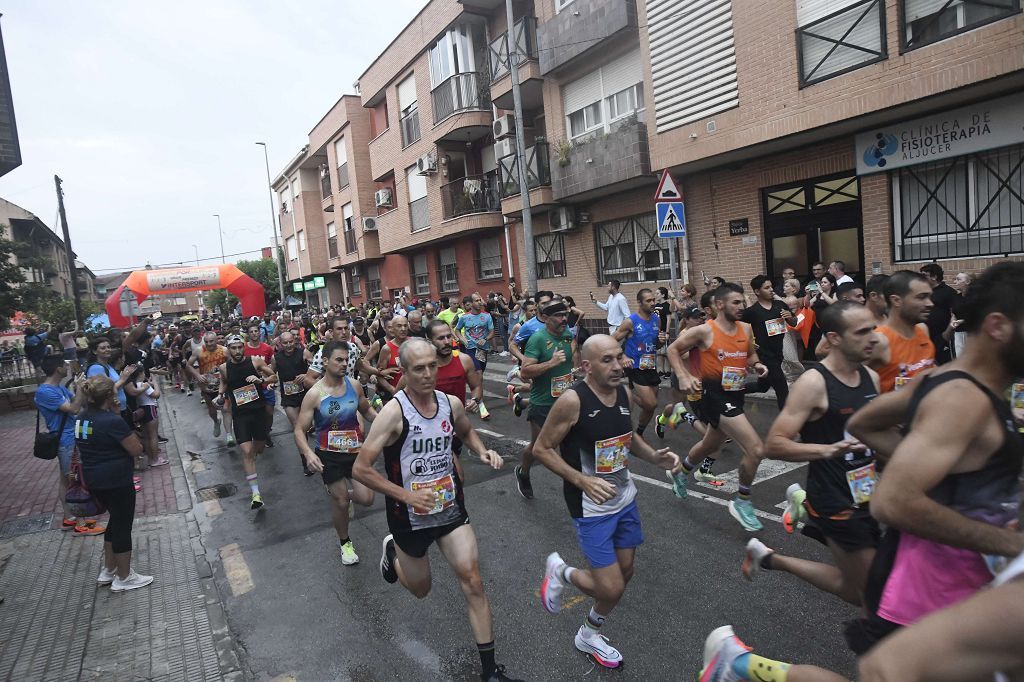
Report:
233,411,269,444
527,402,552,427
317,449,357,487
392,515,470,558
696,383,745,429
805,507,881,553
627,368,661,387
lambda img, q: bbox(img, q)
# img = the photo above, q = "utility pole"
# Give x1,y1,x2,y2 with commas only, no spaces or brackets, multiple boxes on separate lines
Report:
505,0,536,295
54,175,83,328
256,142,287,307
213,214,225,263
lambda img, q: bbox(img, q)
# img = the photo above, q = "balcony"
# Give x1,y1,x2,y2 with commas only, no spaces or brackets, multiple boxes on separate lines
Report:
538,0,638,76
400,108,421,148
409,196,429,232
343,228,358,254
489,17,538,82
489,18,544,111
498,142,550,198
552,117,652,202
431,72,490,124
440,174,501,220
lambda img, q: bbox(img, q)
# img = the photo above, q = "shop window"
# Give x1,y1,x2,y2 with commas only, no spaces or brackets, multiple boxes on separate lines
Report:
535,233,566,279
902,0,1020,51
597,213,672,284
797,0,887,87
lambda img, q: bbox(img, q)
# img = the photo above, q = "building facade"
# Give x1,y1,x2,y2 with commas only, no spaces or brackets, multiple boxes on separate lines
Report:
0,198,76,299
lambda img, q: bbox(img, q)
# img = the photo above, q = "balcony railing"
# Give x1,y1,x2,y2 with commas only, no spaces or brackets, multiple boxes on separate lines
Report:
431,72,490,123
409,196,430,232
337,162,349,189
328,235,338,259
400,108,421,148
489,16,539,82
320,172,332,199
440,173,500,220
343,228,358,254
498,141,551,198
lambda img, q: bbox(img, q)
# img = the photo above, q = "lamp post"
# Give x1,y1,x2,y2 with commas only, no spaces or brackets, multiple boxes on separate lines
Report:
191,244,205,313
256,141,287,308
212,214,226,263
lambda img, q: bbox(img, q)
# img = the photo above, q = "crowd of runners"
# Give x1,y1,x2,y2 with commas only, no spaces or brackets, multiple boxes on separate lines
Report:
31,260,1024,681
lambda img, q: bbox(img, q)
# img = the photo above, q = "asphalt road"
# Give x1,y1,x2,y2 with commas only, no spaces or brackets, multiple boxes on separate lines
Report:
162,359,859,681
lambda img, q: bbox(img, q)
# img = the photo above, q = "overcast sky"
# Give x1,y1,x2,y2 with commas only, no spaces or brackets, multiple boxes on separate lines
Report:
0,0,426,275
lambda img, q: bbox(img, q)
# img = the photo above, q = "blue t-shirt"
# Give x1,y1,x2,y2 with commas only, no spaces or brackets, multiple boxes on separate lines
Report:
86,362,126,409
34,384,75,448
513,316,544,345
74,408,133,489
455,312,494,350
24,332,48,363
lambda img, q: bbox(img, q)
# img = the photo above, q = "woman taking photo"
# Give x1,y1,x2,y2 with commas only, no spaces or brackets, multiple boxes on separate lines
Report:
85,337,137,429
76,375,153,592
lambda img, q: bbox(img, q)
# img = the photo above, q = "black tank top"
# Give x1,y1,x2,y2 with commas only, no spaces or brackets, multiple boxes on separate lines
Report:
226,357,264,413
273,349,308,383
801,364,879,516
906,370,1022,524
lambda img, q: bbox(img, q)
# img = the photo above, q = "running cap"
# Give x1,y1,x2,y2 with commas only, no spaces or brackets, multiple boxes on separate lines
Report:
225,334,245,346
541,301,569,316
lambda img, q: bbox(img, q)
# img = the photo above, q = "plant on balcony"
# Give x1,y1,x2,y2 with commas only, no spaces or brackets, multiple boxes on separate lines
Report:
555,139,572,167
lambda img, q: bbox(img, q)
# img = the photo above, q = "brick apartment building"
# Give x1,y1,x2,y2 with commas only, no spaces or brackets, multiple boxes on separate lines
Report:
274,0,1024,309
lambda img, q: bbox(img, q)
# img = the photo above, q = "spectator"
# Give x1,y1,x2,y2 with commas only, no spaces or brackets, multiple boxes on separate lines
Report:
920,262,958,365
673,283,699,315
75,375,153,592
810,261,826,280
773,267,797,295
564,295,587,344
23,325,50,371
708,276,726,291
829,260,854,285
590,279,630,334
85,338,138,429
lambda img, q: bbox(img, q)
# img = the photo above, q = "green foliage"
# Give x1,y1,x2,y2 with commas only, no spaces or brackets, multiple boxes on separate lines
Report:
0,232,26,330
236,257,280,306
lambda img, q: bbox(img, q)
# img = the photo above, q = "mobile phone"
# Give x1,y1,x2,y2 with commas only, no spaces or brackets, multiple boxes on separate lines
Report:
702,270,709,286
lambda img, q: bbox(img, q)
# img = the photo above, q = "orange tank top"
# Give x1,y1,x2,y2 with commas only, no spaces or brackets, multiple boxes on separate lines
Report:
699,321,751,391
876,324,935,393
198,346,226,375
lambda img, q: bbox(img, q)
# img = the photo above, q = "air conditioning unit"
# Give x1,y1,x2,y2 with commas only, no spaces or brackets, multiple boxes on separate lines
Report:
362,217,378,231
495,138,516,159
550,206,577,233
374,188,393,208
416,153,437,175
493,114,515,140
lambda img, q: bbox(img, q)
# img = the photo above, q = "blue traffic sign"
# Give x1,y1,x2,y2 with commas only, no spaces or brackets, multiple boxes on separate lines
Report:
656,201,686,238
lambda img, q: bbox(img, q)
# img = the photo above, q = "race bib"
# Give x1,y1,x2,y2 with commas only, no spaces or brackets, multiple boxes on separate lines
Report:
894,376,913,391
410,474,456,515
765,318,786,336
232,384,259,405
282,380,303,396
846,462,877,506
326,429,360,453
595,432,631,474
639,353,656,370
551,373,573,398
721,366,747,391
475,348,487,363
1011,383,1024,410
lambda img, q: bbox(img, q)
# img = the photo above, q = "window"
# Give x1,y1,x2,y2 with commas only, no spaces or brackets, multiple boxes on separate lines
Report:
370,100,389,138
397,74,421,147
597,213,674,283
343,203,357,253
535,233,566,279
327,221,338,258
412,254,430,295
555,0,577,11
349,266,361,296
406,164,429,232
428,25,483,88
568,102,603,139
278,189,291,213
366,264,382,300
334,136,349,189
476,237,503,280
562,49,643,141
606,84,644,121
797,0,886,87
892,143,1024,261
298,230,306,251
286,236,297,261
439,247,459,292
291,176,301,199
902,0,1020,51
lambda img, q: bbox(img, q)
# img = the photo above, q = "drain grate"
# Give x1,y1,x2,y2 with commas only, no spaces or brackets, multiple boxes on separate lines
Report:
195,483,237,502
0,514,54,538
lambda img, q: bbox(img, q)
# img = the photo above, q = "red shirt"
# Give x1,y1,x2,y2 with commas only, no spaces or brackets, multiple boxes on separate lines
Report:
436,351,468,402
244,342,274,364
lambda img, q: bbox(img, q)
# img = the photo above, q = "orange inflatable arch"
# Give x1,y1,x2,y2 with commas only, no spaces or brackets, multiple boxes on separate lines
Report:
105,265,265,327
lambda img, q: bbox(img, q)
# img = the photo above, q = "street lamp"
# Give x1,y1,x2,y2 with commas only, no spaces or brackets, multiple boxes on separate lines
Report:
256,141,287,308
212,214,226,263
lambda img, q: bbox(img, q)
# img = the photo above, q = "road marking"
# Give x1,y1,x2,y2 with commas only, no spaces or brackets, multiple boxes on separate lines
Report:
204,499,223,517
477,428,505,439
630,473,784,524
219,543,255,597
697,461,805,495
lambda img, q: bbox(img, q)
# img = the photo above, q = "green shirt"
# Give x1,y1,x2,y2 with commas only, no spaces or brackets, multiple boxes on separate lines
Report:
437,308,464,327
524,327,574,407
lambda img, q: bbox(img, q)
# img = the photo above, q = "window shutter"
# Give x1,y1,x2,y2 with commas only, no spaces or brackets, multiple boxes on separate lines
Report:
334,137,347,166
397,74,417,111
562,69,603,115
796,0,864,26
601,49,643,97
406,165,427,201
904,0,953,22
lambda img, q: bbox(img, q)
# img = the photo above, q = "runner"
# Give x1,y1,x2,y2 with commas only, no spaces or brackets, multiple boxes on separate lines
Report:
352,338,520,682
374,316,410,403
216,335,277,511
868,270,935,393
533,334,680,669
514,299,577,500
454,292,494,421
186,332,233,444
864,274,889,325
667,283,770,531
613,288,667,437
741,275,794,409
245,322,277,448
272,330,313,475
421,319,484,456
293,341,377,565
750,301,881,607
185,325,204,396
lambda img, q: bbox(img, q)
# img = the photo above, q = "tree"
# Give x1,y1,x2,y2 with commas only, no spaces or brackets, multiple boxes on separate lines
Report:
0,232,26,330
236,257,280,307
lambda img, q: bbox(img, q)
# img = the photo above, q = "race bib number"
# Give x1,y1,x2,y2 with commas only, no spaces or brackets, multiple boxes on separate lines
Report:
846,462,877,506
551,373,573,398
232,384,259,405
410,474,456,515
326,429,360,453
475,348,487,363
721,366,747,391
765,318,786,336
894,376,913,391
282,380,303,396
1011,383,1024,410
638,353,656,370
595,432,631,474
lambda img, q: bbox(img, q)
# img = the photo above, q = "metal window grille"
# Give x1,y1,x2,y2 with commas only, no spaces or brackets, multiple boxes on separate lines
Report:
439,248,459,292
798,0,886,87
597,213,673,283
535,233,566,279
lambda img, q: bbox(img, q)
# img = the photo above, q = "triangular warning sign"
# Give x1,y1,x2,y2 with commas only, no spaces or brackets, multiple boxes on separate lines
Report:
654,169,682,201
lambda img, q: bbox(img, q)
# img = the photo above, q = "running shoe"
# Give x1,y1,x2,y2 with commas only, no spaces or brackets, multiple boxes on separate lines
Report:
266,435,275,448
655,414,666,439
61,517,77,530
694,470,726,487
340,540,359,566
175,383,182,392
514,465,533,499
782,483,807,534
97,566,117,585
506,384,515,405
666,402,689,430
187,389,193,397
302,466,314,477
665,470,688,498
226,436,236,447
574,626,623,669
157,435,169,443
380,534,398,584
505,366,520,383
483,664,522,682
74,520,106,536
699,625,751,682
250,493,264,511
512,394,524,418
479,402,491,421
110,570,154,593
742,538,773,581
200,398,206,405
213,420,221,437
371,395,383,411
540,552,567,614
729,497,763,532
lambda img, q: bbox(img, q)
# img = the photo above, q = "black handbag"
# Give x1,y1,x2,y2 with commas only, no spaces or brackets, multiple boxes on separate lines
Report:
33,408,69,460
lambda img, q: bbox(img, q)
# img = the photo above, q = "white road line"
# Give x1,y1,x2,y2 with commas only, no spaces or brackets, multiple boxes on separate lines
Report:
630,473,784,524
476,428,504,438
698,461,806,495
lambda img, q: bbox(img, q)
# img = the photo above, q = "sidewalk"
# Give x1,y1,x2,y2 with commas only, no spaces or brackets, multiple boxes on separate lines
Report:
0,404,244,681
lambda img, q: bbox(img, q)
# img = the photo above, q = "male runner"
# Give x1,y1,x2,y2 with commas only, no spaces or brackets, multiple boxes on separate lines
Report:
424,319,483,420
613,288,666,437
293,341,377,564
186,331,233,443
864,274,889,324
245,322,277,447
436,296,463,328
352,338,519,682
454,292,494,421
868,270,934,393
667,283,770,531
183,324,205,395
407,310,426,339
374,316,410,402
514,299,577,500
749,301,881,607
534,334,680,669
216,335,276,510
272,330,313,475
741,275,794,409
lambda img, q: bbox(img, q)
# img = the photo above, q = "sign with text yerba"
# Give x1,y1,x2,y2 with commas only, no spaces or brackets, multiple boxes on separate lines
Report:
855,93,1024,175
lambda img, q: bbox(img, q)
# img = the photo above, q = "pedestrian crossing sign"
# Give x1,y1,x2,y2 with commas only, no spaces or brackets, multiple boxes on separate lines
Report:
657,201,686,238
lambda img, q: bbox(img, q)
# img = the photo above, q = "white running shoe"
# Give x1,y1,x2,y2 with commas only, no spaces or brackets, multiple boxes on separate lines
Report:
505,366,521,383
574,626,623,669
540,552,567,614
111,570,154,592
96,566,116,585
742,538,773,581
700,625,751,682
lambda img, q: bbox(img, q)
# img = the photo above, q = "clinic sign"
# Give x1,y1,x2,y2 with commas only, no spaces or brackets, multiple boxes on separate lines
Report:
856,92,1024,175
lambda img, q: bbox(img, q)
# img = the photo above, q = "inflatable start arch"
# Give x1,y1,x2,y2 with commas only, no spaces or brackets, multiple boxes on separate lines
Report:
105,264,266,327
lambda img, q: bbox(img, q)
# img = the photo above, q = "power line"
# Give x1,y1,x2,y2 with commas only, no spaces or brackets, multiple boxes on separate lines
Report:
89,247,269,274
